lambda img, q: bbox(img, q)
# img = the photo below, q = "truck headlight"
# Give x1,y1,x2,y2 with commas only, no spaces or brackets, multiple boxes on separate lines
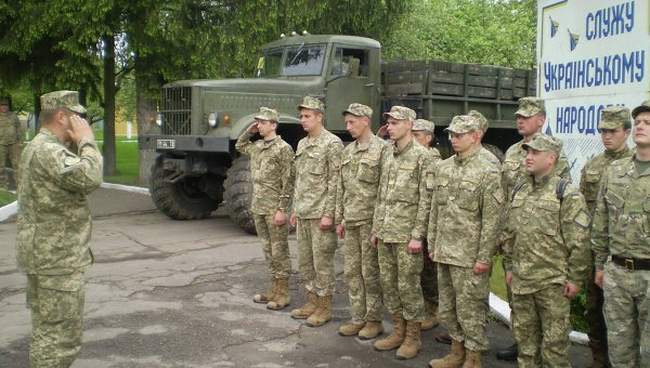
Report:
208,112,218,127
156,113,163,126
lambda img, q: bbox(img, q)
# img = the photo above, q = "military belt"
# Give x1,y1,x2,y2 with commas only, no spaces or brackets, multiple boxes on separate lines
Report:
612,255,650,271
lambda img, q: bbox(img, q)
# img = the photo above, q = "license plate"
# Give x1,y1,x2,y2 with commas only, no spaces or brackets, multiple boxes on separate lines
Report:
156,139,176,149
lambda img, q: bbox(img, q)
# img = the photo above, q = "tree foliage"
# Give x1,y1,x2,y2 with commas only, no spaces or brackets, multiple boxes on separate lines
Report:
382,0,537,69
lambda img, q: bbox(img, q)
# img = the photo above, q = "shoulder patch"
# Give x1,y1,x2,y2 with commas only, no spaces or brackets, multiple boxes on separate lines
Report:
574,210,591,228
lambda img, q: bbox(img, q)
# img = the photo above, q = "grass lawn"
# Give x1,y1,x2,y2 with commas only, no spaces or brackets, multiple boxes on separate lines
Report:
0,189,16,207
489,255,508,300
97,137,141,186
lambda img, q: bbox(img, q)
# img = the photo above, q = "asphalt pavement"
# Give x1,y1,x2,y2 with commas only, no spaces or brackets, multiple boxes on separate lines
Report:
0,188,591,367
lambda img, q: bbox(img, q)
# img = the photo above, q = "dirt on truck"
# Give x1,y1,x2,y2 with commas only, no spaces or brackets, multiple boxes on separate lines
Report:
139,33,536,233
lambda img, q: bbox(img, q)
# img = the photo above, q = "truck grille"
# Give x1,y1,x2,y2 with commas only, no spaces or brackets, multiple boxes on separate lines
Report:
160,87,192,135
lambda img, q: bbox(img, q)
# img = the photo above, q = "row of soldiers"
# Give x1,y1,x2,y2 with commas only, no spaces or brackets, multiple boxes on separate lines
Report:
0,97,23,189
238,95,650,368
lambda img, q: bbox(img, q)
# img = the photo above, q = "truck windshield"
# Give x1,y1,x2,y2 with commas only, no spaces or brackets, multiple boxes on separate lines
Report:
257,44,326,77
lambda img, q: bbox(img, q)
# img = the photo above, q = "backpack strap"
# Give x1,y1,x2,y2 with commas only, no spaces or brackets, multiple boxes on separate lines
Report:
556,177,570,201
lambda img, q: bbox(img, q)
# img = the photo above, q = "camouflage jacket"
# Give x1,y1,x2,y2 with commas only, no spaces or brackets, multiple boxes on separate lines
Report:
503,139,571,201
372,139,434,243
591,155,650,269
0,111,20,145
502,174,591,294
335,134,389,226
579,146,633,215
235,132,295,215
479,146,501,167
293,128,343,219
428,146,442,163
428,147,504,268
16,128,103,275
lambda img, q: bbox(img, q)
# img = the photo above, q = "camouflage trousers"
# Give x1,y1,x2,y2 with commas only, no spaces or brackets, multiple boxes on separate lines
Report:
26,273,85,368
342,222,382,322
512,284,571,368
586,269,609,367
253,214,291,279
421,239,438,306
0,143,20,188
603,262,650,368
296,218,337,296
377,240,424,321
438,263,490,352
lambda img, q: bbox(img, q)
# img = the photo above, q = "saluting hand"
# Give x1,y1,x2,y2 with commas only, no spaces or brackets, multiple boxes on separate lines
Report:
247,122,259,134
67,114,94,144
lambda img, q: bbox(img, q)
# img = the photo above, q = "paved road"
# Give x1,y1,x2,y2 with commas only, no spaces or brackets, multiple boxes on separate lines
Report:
0,188,591,367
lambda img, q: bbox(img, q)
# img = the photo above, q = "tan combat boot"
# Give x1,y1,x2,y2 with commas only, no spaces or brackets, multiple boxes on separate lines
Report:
396,320,422,359
373,313,405,351
428,339,466,368
306,295,332,327
266,278,290,310
253,278,276,304
358,320,384,340
462,350,482,368
338,320,365,336
290,291,318,319
421,301,439,330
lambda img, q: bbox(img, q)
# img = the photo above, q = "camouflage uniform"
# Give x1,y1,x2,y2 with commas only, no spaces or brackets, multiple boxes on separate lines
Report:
502,134,591,368
412,119,441,320
293,97,343,298
579,107,633,367
428,115,503,353
592,100,650,368
235,107,295,281
0,98,22,188
336,103,388,324
16,91,102,368
372,107,433,322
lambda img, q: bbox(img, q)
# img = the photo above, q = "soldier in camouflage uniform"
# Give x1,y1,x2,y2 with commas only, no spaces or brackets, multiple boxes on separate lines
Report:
0,97,22,189
579,106,633,368
592,100,650,367
468,109,501,165
16,91,103,368
411,119,441,332
427,115,503,368
289,96,343,327
235,107,295,311
370,105,433,360
502,133,591,368
335,103,388,339
497,97,572,362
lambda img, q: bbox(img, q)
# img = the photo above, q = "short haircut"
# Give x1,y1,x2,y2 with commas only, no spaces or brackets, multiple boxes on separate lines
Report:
39,107,68,125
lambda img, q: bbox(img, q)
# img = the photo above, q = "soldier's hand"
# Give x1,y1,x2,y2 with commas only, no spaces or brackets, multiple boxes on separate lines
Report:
319,215,333,230
336,224,345,239
506,271,513,286
407,239,422,254
563,281,580,299
247,122,259,134
67,114,94,144
289,212,297,227
370,234,378,247
473,261,490,275
273,210,287,226
594,270,605,289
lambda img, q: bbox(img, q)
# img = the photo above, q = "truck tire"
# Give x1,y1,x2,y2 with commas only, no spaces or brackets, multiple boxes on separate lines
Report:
150,158,219,220
223,156,256,234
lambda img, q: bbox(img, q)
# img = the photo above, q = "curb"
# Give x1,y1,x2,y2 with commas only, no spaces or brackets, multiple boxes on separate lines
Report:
0,201,17,222
489,292,589,345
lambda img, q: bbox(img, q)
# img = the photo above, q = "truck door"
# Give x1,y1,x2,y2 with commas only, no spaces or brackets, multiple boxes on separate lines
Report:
325,46,378,132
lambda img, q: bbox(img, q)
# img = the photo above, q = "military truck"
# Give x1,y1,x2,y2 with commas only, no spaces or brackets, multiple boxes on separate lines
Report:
141,33,536,233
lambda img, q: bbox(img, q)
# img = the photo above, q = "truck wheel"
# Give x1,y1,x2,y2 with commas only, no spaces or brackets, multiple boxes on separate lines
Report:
482,143,505,163
150,158,219,220
223,156,256,234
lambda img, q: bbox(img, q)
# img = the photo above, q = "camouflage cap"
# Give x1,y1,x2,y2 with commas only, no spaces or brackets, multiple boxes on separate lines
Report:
40,90,86,114
0,97,9,106
515,97,545,117
631,99,650,118
342,103,372,118
412,119,435,133
254,106,279,122
467,110,488,132
383,106,416,121
297,95,324,113
522,133,562,156
598,106,631,130
445,115,480,134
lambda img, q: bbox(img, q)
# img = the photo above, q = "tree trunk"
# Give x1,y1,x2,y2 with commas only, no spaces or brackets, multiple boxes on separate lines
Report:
103,34,117,176
135,68,158,186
